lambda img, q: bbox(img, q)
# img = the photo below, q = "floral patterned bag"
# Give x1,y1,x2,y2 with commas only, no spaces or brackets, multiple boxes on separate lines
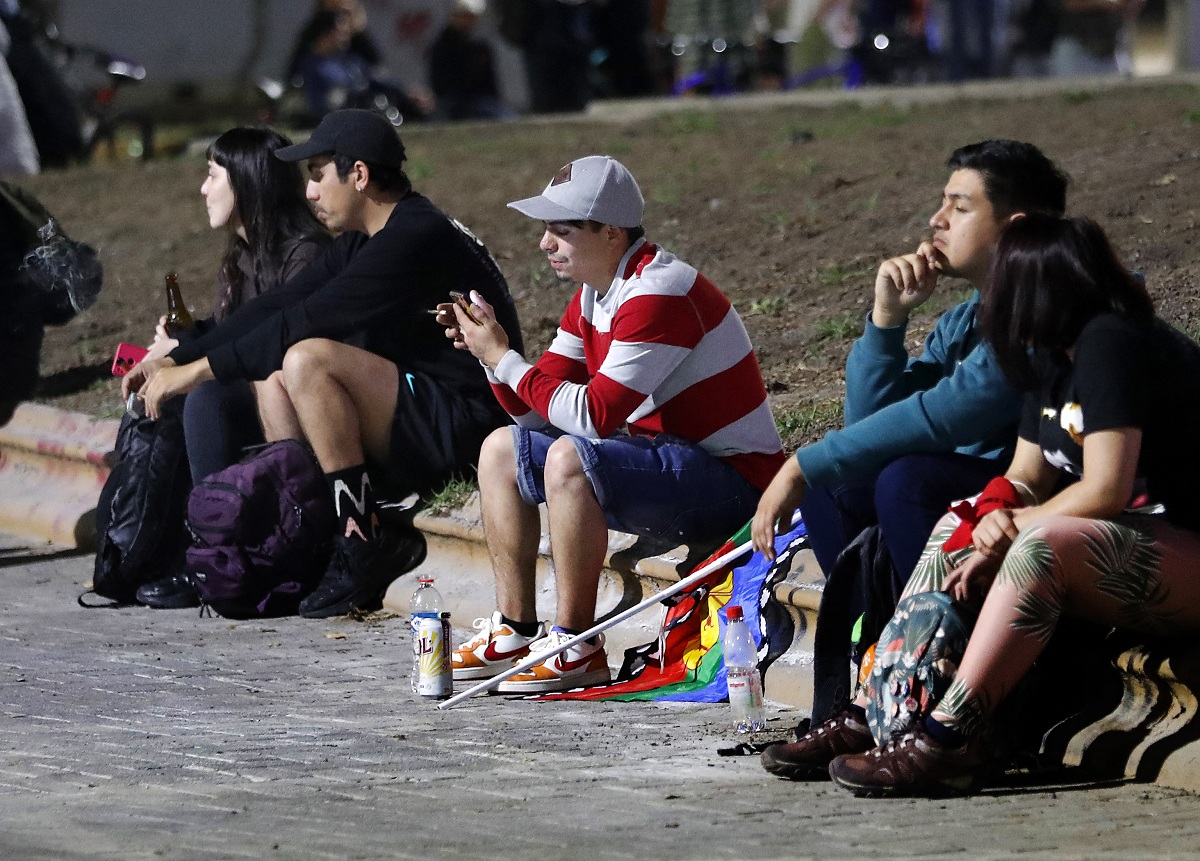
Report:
862,590,977,745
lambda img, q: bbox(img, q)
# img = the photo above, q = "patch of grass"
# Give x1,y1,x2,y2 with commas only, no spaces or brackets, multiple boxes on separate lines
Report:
658,110,718,135
793,156,820,177
425,477,477,516
817,262,871,286
750,296,786,316
814,313,862,341
1184,108,1200,127
1062,91,1096,105
407,158,435,181
775,399,843,441
649,180,682,205
759,210,791,227
527,259,552,287
860,191,879,212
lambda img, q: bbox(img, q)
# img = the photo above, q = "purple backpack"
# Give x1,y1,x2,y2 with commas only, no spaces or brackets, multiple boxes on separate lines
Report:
185,440,335,618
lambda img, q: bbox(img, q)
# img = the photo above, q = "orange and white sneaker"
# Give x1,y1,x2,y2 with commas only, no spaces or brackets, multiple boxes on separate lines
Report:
494,630,611,694
452,611,546,681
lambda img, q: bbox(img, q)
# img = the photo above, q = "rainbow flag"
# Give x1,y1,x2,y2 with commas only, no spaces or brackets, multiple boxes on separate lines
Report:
540,518,808,703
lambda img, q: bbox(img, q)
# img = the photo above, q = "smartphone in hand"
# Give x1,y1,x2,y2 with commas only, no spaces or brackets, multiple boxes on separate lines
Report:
449,291,481,325
111,342,149,377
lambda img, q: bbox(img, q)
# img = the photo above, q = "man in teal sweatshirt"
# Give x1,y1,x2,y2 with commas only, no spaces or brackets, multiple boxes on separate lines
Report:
752,139,1068,589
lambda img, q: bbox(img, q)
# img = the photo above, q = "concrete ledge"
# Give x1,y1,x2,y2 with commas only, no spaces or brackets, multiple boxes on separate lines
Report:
1049,641,1200,794
0,403,119,548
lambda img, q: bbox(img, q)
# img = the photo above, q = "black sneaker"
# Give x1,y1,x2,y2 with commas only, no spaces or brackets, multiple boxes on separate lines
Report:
298,525,427,619
136,572,201,609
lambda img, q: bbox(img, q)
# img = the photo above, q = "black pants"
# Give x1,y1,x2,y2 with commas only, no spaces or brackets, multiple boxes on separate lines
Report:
182,379,264,484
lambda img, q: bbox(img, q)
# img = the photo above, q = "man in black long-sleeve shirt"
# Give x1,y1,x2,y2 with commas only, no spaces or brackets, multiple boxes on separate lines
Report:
125,109,522,618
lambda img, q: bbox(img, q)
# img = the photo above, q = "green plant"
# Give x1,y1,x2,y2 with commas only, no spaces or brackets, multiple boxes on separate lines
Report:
775,399,843,441
814,313,862,341
750,296,786,316
816,262,871,286
1184,108,1200,127
425,477,477,516
406,158,435,181
649,180,682,206
793,156,820,177
659,110,718,135
860,191,879,212
1062,91,1096,105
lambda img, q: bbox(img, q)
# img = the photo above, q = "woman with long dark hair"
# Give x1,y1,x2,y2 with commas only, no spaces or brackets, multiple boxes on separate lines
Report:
824,215,1200,795
136,127,329,608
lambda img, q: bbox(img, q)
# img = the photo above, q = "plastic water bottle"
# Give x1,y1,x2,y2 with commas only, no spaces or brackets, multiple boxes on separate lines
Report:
724,604,765,733
410,577,443,692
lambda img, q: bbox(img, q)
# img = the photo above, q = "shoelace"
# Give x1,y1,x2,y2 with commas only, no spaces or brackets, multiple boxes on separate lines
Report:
464,616,496,648
526,630,571,654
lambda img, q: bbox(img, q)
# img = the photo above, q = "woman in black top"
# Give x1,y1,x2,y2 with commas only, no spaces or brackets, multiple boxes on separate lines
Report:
827,215,1200,796
144,127,329,483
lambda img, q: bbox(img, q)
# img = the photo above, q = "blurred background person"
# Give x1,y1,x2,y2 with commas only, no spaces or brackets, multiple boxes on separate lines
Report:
429,0,515,120
287,0,433,123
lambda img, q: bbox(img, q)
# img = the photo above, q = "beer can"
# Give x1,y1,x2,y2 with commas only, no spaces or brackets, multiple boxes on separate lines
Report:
416,612,453,699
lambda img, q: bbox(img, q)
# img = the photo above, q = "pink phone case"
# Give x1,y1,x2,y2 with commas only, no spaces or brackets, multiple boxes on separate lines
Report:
111,342,149,377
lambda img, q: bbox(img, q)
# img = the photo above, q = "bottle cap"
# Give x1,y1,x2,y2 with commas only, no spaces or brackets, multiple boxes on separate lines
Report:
419,576,435,585
725,604,743,621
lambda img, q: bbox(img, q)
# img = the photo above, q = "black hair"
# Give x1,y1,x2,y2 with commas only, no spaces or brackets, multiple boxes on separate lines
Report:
561,219,646,246
207,127,328,319
947,140,1068,218
979,214,1154,389
331,152,411,196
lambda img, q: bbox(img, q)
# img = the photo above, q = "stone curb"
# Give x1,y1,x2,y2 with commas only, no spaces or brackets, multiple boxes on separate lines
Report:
0,404,119,548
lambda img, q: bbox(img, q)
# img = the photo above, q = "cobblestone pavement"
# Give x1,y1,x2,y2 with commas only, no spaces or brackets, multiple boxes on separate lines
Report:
2,552,1198,861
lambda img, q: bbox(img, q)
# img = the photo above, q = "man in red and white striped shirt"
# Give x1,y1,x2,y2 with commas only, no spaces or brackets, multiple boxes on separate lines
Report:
442,156,784,693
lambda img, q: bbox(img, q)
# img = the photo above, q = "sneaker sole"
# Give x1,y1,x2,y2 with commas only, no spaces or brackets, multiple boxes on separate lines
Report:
829,768,976,798
760,748,835,781
452,664,514,681
493,667,611,694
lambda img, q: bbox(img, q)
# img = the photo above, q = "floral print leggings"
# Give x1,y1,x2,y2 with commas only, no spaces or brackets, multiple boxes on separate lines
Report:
899,511,1200,738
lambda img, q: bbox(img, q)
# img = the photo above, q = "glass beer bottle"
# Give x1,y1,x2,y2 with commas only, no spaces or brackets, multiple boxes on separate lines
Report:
164,271,194,335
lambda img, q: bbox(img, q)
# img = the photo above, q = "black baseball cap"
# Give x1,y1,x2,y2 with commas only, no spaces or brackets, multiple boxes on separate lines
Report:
275,109,406,167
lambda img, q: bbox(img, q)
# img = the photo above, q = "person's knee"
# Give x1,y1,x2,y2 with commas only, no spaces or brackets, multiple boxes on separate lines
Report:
478,428,517,487
543,437,588,499
280,339,337,394
998,515,1075,591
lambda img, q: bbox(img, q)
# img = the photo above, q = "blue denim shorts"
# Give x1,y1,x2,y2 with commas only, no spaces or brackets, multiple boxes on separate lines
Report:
511,427,762,545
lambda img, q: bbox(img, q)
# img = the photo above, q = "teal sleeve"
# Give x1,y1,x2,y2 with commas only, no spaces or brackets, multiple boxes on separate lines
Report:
844,309,961,425
796,340,1021,488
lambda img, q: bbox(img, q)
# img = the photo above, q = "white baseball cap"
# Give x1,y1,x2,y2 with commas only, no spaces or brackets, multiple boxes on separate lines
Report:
508,156,644,228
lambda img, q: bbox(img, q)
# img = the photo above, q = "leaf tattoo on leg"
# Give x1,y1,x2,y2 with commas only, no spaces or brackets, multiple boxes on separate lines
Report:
1084,519,1171,633
937,677,990,740
997,528,1062,645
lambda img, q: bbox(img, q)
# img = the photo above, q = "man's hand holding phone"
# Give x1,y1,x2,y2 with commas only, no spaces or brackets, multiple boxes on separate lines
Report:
437,289,510,369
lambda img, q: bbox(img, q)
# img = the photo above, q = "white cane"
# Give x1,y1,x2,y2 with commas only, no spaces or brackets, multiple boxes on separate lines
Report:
437,512,802,709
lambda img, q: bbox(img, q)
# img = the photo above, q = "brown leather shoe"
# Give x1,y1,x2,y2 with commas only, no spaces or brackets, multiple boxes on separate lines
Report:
760,707,874,781
828,723,983,797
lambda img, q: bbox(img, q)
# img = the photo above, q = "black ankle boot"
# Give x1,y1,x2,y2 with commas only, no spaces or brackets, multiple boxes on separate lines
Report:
136,572,200,609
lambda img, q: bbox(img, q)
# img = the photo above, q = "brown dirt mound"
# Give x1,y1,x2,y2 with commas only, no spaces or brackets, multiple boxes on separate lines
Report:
17,84,1200,450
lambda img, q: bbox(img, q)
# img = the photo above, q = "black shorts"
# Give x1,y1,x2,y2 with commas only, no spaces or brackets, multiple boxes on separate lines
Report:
379,370,506,500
